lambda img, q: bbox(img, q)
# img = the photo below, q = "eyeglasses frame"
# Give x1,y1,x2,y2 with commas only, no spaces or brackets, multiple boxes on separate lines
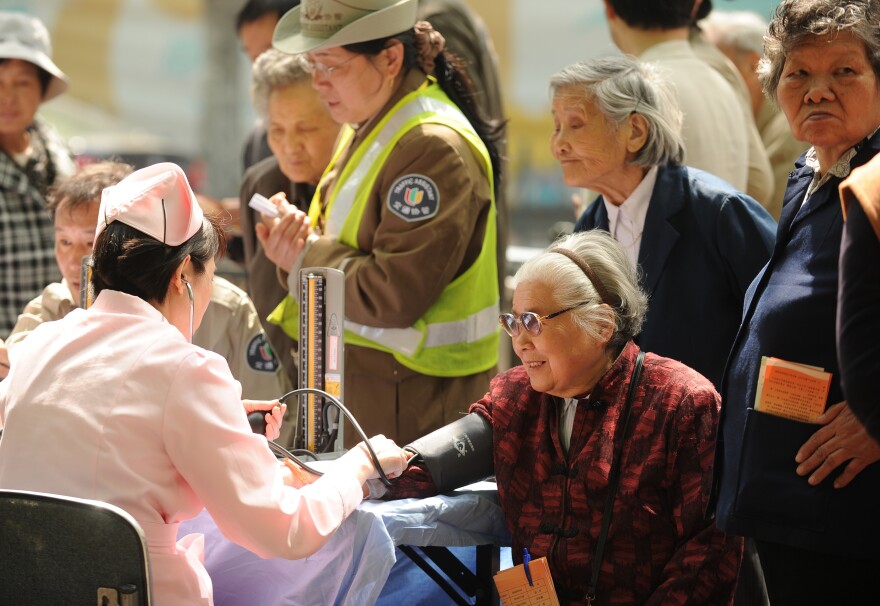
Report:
499,301,591,337
303,53,360,79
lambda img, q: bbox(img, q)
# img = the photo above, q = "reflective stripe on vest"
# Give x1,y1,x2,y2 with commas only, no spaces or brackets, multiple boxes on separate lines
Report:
345,300,499,357
321,96,474,236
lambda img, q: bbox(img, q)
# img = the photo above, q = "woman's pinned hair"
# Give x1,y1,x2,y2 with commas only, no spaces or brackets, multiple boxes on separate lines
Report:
413,21,445,74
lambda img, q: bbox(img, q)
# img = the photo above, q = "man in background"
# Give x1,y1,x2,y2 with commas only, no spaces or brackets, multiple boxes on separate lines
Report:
236,0,301,172
702,9,807,220
603,0,772,205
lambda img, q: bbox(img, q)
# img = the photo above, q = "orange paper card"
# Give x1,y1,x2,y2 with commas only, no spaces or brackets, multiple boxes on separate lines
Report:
754,356,832,422
493,556,559,606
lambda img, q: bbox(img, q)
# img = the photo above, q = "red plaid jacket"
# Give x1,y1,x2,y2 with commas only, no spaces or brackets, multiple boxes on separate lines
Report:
390,342,742,605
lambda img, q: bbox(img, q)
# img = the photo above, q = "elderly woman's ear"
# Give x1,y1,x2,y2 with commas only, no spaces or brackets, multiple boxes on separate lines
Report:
625,113,649,157
596,304,617,347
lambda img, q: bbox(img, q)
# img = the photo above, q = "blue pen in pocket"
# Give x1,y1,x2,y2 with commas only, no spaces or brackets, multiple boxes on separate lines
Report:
523,547,533,587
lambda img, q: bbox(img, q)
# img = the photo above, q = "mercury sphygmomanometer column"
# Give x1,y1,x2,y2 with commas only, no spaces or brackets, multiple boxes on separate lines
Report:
297,267,345,453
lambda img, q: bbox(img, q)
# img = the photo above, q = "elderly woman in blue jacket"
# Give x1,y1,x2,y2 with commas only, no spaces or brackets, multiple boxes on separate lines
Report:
558,55,776,390
714,1,880,603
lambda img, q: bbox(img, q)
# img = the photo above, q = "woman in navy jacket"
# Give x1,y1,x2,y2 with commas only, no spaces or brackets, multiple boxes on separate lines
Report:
713,1,880,603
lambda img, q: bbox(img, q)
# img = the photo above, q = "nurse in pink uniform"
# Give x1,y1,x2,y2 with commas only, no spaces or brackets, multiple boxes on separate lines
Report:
0,162,408,605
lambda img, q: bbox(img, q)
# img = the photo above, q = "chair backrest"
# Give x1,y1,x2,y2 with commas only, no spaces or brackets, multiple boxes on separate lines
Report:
0,489,152,606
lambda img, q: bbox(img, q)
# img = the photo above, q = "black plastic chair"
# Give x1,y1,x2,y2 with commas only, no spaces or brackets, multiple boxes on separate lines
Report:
0,489,152,605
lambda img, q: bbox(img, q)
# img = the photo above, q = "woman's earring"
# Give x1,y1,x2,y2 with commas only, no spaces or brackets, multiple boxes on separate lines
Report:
184,279,194,343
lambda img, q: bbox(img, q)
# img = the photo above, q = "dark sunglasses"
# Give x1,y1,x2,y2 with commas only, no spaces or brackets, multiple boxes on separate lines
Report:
499,301,590,337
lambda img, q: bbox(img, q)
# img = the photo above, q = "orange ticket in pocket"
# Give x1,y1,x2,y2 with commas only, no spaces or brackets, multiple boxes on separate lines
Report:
493,555,559,606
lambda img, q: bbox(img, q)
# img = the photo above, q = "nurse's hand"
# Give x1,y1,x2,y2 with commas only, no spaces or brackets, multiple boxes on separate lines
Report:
281,457,321,488
243,400,286,441
255,197,311,273
357,435,410,480
796,401,880,488
339,435,408,484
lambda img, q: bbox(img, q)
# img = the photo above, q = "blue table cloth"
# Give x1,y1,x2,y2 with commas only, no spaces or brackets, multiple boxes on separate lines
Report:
179,483,510,606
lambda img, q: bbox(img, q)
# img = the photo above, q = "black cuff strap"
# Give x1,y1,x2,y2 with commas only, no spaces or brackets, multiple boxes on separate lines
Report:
405,413,494,493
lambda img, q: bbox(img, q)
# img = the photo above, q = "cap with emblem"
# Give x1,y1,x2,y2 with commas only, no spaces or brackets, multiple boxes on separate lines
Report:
95,162,204,247
273,0,418,55
0,11,68,101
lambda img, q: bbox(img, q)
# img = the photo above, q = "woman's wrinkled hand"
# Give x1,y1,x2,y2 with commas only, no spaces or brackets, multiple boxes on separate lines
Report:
255,193,311,272
243,399,286,441
796,400,880,488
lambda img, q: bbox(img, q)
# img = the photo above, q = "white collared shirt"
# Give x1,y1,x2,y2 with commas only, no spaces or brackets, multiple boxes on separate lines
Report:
560,397,578,454
803,146,858,202
602,166,658,268
801,127,880,206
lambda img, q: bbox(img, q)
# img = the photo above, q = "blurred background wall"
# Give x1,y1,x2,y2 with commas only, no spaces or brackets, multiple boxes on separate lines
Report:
6,0,781,247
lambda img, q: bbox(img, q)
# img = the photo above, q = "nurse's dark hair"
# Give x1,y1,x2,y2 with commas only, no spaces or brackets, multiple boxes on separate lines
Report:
344,23,504,191
91,216,226,304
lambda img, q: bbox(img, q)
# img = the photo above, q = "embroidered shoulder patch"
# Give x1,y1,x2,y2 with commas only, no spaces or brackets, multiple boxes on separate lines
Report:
386,174,440,222
246,333,280,372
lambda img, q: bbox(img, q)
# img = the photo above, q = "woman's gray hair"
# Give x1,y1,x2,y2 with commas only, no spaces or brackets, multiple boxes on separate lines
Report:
702,11,768,56
549,55,684,168
251,48,311,119
759,0,880,101
514,230,648,354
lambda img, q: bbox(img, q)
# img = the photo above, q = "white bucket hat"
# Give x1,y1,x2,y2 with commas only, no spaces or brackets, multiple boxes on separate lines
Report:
96,163,204,247
0,12,69,102
273,0,418,55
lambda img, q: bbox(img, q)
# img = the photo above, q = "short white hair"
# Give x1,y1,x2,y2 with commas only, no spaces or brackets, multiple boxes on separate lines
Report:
701,10,768,55
514,230,648,353
549,55,684,168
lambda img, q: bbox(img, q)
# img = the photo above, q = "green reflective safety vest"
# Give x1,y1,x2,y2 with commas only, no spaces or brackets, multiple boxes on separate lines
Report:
268,80,499,377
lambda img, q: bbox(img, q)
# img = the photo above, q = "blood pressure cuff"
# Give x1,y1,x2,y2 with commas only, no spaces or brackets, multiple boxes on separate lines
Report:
404,413,494,494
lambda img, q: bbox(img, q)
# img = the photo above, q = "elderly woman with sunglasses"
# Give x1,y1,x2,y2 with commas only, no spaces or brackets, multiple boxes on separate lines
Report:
388,230,742,606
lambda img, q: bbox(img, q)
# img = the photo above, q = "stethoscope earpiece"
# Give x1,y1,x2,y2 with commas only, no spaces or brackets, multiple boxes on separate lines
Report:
182,277,194,342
